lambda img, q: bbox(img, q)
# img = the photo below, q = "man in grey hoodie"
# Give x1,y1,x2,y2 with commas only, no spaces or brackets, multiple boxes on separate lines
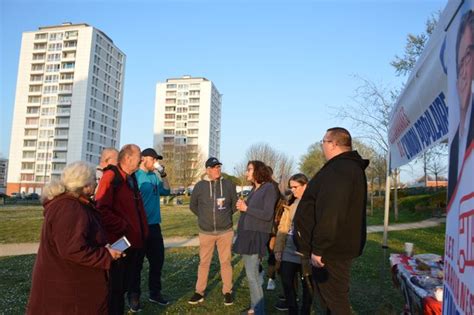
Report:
188,157,238,306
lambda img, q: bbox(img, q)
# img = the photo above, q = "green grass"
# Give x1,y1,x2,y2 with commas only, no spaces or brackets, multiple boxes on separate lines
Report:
0,225,445,314
0,205,44,243
0,204,200,243
366,195,440,226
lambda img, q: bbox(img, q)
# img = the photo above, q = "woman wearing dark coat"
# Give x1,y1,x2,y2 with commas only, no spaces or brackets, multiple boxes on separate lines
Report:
26,161,123,315
234,160,279,315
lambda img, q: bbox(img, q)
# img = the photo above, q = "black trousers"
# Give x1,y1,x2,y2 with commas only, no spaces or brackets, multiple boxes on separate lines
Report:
129,224,165,298
312,258,352,315
108,247,143,315
280,261,313,315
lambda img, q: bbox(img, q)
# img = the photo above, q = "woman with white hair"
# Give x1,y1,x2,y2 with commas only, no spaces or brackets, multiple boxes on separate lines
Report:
26,161,123,315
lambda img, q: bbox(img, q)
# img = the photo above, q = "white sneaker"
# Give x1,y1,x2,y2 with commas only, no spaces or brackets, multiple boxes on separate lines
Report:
266,278,276,290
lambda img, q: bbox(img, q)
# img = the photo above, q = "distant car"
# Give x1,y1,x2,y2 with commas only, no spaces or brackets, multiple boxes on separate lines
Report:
26,193,40,200
11,192,22,199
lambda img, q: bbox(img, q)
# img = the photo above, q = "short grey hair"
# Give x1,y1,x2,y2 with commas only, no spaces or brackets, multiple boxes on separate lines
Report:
42,161,96,202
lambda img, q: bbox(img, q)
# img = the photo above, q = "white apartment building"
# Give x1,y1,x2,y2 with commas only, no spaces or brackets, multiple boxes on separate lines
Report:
0,159,7,194
154,76,222,161
7,23,126,195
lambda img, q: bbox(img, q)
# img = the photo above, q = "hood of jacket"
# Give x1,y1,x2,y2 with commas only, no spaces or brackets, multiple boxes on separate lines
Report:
325,150,369,170
202,175,224,199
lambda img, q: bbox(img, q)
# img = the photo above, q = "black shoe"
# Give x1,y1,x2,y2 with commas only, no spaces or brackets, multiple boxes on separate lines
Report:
188,292,204,305
149,294,170,306
129,297,142,313
274,300,289,311
278,295,286,301
224,292,233,306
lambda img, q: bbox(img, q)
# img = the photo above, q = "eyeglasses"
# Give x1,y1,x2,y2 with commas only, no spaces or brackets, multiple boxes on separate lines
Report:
320,139,333,144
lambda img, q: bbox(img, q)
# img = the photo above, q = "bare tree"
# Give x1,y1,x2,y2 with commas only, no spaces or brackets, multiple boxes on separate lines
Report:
425,143,448,190
353,139,387,216
334,76,399,218
157,143,205,190
235,143,295,192
335,76,396,154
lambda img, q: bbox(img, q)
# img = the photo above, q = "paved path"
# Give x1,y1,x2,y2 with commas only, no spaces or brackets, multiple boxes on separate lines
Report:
0,217,445,257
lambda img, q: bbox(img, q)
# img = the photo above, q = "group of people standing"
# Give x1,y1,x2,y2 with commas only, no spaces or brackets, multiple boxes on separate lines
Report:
189,127,368,315
26,126,368,315
27,145,170,314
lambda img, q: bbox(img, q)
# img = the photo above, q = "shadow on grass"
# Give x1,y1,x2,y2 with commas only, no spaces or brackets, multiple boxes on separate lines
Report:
0,225,446,314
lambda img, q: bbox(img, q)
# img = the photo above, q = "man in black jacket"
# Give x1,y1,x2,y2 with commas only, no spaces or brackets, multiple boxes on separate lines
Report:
294,127,369,314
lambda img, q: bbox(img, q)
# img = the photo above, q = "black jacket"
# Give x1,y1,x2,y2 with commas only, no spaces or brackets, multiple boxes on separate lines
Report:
294,150,369,261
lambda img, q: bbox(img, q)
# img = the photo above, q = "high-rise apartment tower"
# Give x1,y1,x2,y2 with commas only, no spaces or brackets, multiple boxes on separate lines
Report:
154,75,222,160
7,23,126,195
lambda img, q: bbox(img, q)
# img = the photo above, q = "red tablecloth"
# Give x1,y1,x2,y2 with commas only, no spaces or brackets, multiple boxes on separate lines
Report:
390,254,442,315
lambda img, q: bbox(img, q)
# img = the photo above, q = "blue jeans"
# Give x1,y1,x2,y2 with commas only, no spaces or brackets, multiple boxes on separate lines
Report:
243,254,265,314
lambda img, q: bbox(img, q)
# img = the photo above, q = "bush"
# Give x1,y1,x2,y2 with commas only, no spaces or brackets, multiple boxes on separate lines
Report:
398,195,430,212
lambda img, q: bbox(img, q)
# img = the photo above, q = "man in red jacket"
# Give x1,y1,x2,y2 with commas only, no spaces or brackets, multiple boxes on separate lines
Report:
96,144,149,314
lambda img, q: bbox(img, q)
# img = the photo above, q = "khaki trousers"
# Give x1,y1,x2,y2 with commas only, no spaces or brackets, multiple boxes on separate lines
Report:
195,230,234,295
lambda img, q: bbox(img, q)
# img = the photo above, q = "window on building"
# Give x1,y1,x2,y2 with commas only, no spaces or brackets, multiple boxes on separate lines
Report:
30,74,43,81
28,96,41,103
54,140,68,147
41,107,55,116
29,85,42,92
46,64,60,72
64,31,78,39
24,129,38,136
31,64,44,71
35,33,47,40
61,62,75,70
64,40,77,48
47,53,61,62
32,53,45,61
48,43,62,51
49,32,63,41
43,85,58,94
39,129,54,138
34,43,46,50
23,140,37,147
22,151,36,158
44,75,59,83
40,118,55,127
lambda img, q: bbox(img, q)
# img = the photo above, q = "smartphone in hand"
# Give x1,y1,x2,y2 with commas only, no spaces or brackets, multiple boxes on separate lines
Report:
110,236,131,252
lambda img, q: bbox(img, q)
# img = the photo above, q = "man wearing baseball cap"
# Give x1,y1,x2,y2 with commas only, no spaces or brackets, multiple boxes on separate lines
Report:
128,148,171,311
188,157,238,306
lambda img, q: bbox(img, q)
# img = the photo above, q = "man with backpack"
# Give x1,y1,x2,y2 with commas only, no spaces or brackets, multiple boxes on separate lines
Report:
95,144,149,315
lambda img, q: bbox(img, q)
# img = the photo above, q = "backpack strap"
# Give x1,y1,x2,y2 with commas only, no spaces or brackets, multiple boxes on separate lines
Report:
102,164,123,188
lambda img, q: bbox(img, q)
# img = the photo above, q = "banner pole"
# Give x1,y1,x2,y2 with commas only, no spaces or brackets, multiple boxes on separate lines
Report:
382,151,391,248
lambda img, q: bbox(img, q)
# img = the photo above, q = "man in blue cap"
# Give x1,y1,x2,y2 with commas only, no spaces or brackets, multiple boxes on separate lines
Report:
188,157,238,306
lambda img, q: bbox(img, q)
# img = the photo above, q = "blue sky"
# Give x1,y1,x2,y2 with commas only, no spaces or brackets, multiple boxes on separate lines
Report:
0,0,447,179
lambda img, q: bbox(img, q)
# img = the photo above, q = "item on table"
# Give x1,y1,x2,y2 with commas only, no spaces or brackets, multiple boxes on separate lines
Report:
405,242,414,256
